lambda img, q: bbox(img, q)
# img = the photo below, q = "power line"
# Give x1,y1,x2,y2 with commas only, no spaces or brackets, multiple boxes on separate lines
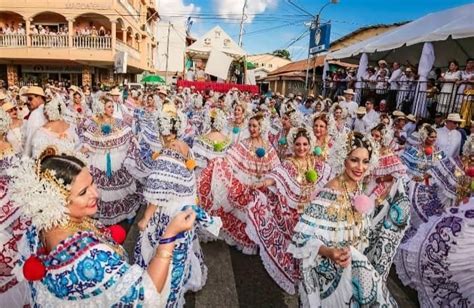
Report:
229,19,307,38
285,0,314,17
283,29,310,50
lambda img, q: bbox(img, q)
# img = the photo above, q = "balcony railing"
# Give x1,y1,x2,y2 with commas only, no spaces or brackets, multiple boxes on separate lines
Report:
0,34,26,47
31,34,68,48
73,36,112,49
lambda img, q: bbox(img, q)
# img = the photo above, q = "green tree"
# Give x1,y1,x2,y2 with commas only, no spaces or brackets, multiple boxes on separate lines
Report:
272,49,291,60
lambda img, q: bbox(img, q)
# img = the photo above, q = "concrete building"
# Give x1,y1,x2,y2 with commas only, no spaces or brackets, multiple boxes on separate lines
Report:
0,0,159,87
247,53,292,80
246,53,291,92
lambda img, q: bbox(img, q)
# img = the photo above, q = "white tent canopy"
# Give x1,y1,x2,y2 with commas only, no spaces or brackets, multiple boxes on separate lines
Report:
327,3,474,67
187,26,246,60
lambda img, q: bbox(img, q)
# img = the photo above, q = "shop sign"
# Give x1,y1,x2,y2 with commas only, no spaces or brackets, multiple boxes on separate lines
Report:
22,65,82,73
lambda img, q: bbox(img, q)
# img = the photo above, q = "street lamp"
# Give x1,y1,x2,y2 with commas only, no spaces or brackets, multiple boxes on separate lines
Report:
304,0,339,95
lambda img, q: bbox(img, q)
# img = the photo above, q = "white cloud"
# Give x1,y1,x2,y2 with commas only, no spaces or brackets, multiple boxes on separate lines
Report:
156,0,201,21
213,0,278,23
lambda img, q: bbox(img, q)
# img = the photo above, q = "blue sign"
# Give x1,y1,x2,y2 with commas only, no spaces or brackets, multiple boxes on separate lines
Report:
309,23,331,54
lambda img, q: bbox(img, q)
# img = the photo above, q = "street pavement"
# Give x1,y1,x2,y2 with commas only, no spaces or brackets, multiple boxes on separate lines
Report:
123,206,419,307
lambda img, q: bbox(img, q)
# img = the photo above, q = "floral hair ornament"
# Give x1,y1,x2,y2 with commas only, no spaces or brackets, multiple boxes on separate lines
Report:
44,95,67,121
463,134,474,157
418,123,432,144
0,108,12,136
157,109,187,137
92,96,108,116
203,108,227,133
7,147,86,231
193,94,204,108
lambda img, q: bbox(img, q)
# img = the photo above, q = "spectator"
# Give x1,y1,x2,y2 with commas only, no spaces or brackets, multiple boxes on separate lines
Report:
353,106,368,134
375,69,388,101
436,113,463,158
99,26,106,36
387,62,402,111
438,60,461,112
186,68,195,81
17,23,25,35
433,112,444,128
340,89,358,122
376,60,390,77
426,78,439,118
363,98,380,124
397,67,416,112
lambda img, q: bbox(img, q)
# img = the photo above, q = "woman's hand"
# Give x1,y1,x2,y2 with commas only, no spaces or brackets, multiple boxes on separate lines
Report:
252,178,274,189
165,209,196,236
320,246,351,268
137,217,149,231
330,247,351,268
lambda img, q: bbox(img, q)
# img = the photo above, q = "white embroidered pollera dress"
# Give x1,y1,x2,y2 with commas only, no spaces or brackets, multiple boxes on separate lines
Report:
134,147,221,308
396,199,474,307
23,223,165,307
198,138,280,254
0,163,31,307
82,118,142,225
125,108,162,182
246,157,331,294
288,184,410,307
30,125,81,159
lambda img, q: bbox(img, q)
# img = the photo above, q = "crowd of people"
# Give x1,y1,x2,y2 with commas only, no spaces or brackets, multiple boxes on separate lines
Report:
0,78,473,307
0,21,110,37
324,58,474,116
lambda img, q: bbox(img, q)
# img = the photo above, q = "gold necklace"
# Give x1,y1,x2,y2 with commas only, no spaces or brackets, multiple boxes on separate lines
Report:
291,156,313,184
290,155,317,213
60,217,125,256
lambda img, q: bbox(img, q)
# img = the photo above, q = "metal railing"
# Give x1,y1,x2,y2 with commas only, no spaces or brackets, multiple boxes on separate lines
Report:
31,34,68,47
73,36,112,49
321,80,473,118
0,34,26,47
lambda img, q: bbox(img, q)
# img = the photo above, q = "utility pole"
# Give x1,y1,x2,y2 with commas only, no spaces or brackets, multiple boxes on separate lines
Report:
238,0,248,47
164,21,171,85
312,15,321,96
304,0,338,96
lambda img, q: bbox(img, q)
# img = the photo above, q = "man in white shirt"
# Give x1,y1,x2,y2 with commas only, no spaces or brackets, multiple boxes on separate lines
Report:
340,89,358,122
17,23,25,35
363,98,380,126
109,88,124,120
22,86,47,157
388,62,402,91
387,62,402,111
436,113,463,158
353,107,368,134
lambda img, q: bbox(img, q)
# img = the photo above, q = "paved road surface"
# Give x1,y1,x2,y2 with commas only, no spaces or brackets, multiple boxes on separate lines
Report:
123,207,419,307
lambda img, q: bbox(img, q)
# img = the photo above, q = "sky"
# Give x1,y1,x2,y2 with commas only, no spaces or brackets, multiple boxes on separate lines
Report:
155,0,473,60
